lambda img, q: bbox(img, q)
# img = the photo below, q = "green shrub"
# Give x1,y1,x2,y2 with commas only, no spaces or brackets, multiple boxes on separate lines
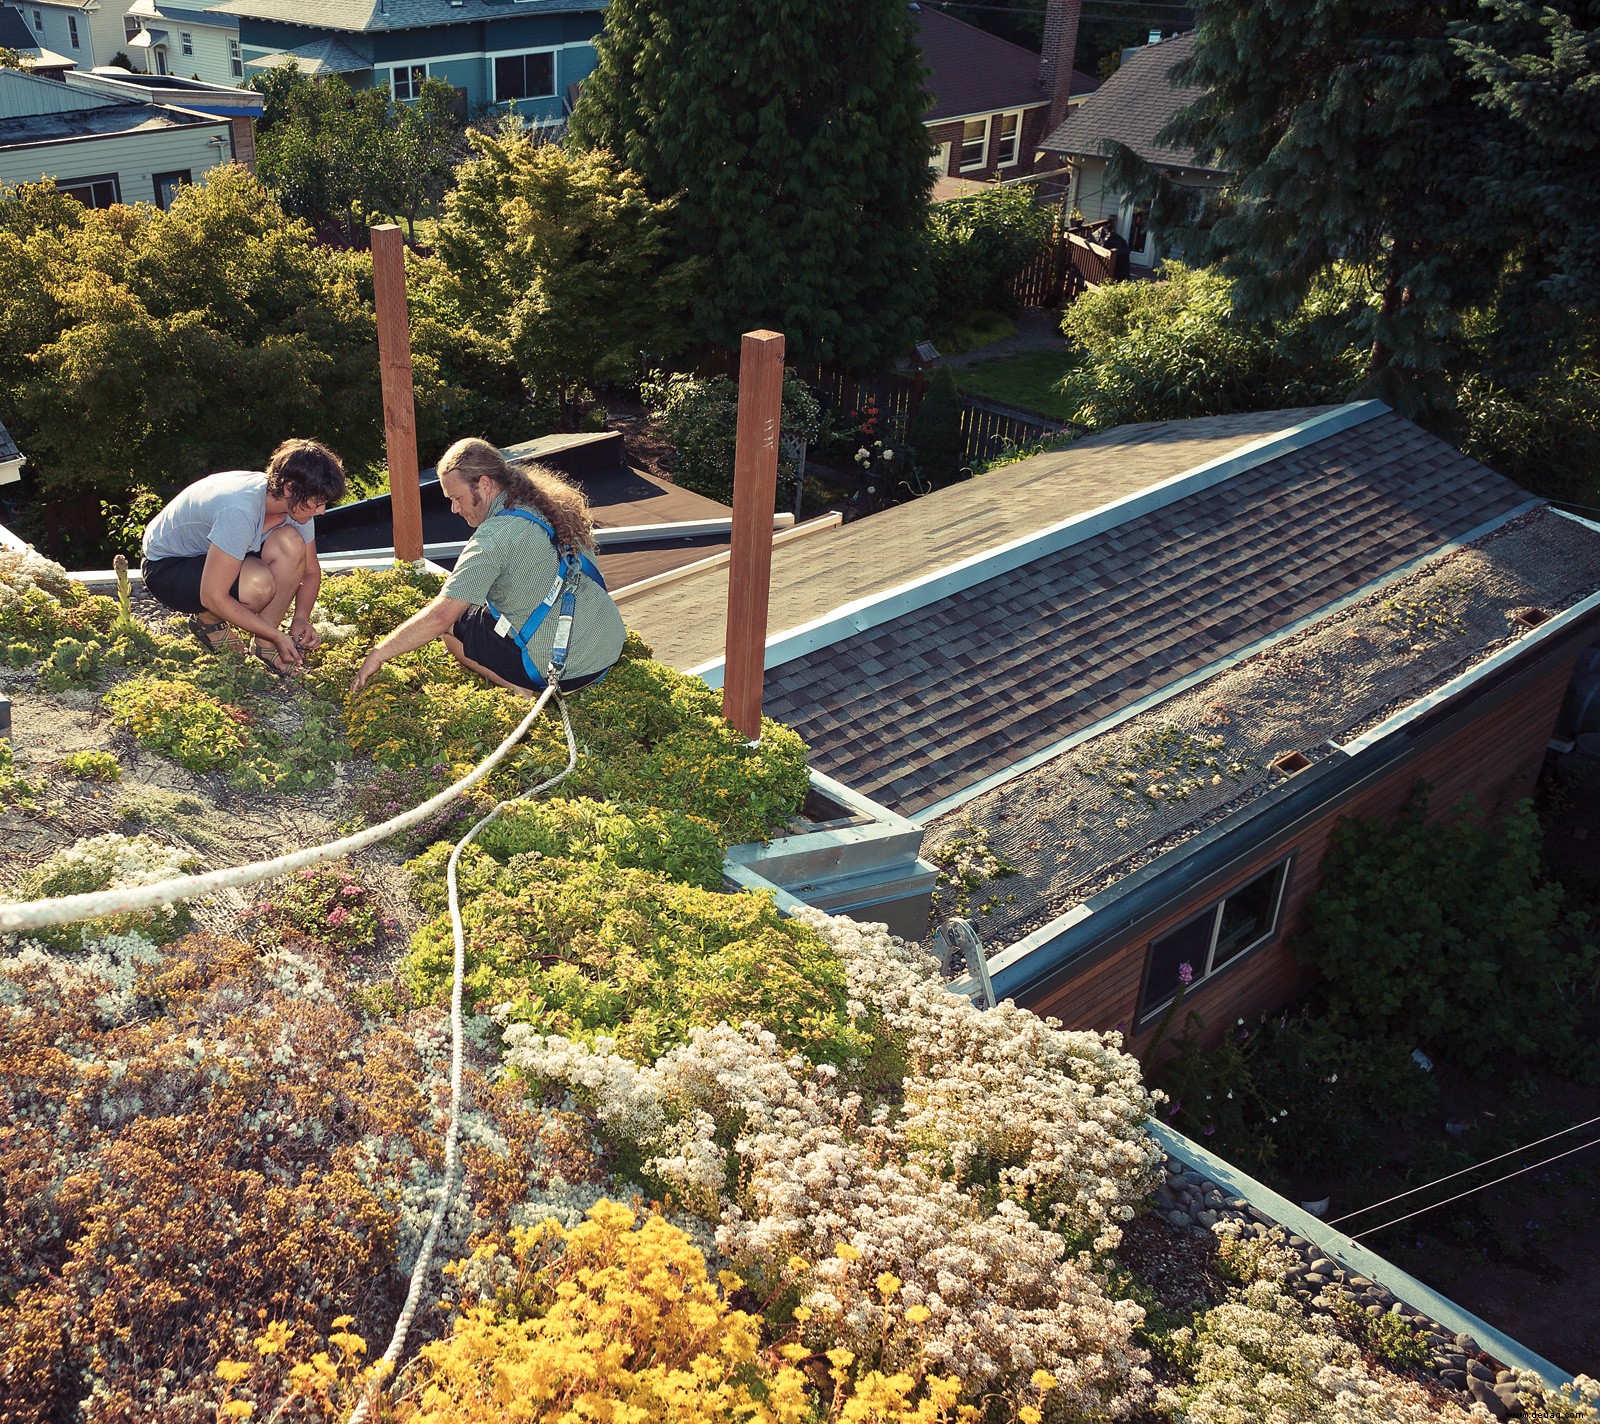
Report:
402,857,865,1066
245,864,396,955
904,365,966,488
640,370,823,506
8,832,199,949
1298,794,1596,1072
0,740,38,811
59,749,121,783
311,564,443,641
473,798,726,890
924,187,1051,326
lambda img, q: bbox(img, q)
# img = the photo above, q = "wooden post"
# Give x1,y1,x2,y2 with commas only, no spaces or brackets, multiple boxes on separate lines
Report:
722,329,786,740
370,224,423,564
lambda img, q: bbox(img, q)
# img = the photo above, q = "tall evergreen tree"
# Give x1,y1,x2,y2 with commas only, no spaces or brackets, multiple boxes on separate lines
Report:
1157,0,1516,381
568,0,934,370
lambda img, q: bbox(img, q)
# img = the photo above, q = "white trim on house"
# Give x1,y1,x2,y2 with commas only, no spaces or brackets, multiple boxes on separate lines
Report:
929,100,1049,127
994,108,1024,167
958,114,990,171
689,401,1389,689
489,45,559,103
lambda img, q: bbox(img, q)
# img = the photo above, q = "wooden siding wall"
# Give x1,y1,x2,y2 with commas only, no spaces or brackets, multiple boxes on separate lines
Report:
1023,649,1582,1055
0,123,229,204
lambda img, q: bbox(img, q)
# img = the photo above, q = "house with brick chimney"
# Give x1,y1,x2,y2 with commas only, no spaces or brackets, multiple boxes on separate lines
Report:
917,0,1098,190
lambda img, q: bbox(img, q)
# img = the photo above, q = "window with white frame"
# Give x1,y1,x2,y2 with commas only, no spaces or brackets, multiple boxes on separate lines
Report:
959,117,989,170
494,50,555,102
181,31,193,55
1138,857,1292,1021
390,64,428,101
68,15,80,47
995,111,1022,167
125,16,142,42
229,38,243,78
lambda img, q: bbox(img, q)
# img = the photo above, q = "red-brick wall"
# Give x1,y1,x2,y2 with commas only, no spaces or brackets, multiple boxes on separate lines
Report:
1018,643,1586,1055
927,106,1054,182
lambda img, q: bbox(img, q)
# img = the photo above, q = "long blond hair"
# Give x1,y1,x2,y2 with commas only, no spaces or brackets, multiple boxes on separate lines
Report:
436,438,596,552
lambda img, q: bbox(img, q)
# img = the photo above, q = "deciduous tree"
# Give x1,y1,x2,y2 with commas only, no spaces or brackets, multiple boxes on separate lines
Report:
569,0,934,369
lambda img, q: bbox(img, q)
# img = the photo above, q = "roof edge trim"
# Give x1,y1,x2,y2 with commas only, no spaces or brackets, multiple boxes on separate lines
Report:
910,496,1544,825
1339,577,1600,756
689,400,1388,689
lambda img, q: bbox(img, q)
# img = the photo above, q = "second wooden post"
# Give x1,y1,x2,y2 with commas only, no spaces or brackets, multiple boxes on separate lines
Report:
722,330,786,740
370,224,423,564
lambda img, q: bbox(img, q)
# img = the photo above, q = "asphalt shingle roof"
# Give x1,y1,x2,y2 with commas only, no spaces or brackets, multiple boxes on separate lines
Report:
759,411,1532,816
915,6,1096,121
1040,31,1220,172
0,417,20,464
216,0,601,32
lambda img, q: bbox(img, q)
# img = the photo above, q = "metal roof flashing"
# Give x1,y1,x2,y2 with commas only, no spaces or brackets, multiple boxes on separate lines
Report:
689,400,1388,689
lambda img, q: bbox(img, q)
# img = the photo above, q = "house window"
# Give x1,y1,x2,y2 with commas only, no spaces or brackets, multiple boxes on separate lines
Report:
1138,858,1292,1021
34,11,44,34
390,64,428,101
995,111,1022,167
68,15,80,47
229,38,243,78
56,174,122,209
153,170,191,210
126,17,143,42
494,50,555,102
927,139,951,175
1127,205,1149,253
959,117,989,171
181,31,193,56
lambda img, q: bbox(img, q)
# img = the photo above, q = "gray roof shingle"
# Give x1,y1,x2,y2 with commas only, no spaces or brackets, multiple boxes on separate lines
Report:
0,416,20,464
216,0,601,32
1040,31,1220,172
760,411,1532,816
915,7,1097,122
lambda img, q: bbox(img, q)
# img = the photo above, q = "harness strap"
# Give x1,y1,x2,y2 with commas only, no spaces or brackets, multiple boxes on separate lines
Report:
484,507,607,689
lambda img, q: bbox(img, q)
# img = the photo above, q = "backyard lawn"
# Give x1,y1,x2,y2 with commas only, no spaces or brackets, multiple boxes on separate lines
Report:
953,349,1079,423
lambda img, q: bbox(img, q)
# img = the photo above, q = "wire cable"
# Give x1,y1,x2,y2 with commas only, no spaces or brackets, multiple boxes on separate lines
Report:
349,688,580,1423
1350,1134,1600,1241
1328,1112,1600,1226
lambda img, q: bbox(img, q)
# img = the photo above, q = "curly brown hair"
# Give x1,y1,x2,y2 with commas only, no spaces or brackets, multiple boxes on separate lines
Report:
264,438,346,507
436,438,596,551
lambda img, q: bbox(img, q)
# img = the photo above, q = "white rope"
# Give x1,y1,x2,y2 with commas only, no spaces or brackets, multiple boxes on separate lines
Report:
1328,1112,1600,1226
349,690,580,1421
0,690,563,936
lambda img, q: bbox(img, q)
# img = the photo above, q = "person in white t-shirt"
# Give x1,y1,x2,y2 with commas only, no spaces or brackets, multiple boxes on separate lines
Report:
140,439,347,676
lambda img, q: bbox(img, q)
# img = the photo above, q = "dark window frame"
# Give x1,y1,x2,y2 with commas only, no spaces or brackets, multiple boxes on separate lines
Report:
1137,856,1294,1024
152,170,191,210
493,49,555,103
57,173,122,209
68,14,80,47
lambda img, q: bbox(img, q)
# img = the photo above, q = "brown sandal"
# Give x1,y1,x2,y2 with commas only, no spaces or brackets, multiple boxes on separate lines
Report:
186,613,234,656
251,642,299,680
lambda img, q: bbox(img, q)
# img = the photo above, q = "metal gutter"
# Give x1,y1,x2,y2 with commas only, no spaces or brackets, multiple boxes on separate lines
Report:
912,499,1542,826
1150,1121,1575,1389
690,401,1389,687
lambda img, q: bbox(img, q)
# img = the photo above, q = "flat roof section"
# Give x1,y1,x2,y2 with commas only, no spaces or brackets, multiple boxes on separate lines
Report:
622,407,1333,670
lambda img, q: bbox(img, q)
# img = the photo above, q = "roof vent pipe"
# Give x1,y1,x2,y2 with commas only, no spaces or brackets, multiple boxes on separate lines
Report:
722,329,786,741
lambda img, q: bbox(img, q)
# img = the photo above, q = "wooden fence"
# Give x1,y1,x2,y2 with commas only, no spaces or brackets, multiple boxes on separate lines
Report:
804,365,1060,472
1008,216,1130,308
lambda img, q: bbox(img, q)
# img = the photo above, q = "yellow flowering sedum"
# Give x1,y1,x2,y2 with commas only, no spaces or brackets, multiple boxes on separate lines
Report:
405,1201,970,1424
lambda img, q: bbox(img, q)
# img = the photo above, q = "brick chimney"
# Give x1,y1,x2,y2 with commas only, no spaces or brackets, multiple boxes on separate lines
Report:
1039,0,1084,137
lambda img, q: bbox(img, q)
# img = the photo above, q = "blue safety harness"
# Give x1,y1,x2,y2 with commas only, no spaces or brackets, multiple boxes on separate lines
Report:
483,507,608,690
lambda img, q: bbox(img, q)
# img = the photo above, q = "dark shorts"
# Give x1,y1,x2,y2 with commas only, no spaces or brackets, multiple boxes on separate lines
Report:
451,605,607,693
140,554,244,616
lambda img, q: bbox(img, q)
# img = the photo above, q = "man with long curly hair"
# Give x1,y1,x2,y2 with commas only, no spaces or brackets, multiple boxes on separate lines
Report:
352,438,625,696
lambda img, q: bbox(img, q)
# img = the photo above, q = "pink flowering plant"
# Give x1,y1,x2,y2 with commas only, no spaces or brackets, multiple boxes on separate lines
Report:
246,864,398,955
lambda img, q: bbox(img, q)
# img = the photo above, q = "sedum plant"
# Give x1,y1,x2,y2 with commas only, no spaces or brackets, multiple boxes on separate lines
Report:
7,832,199,949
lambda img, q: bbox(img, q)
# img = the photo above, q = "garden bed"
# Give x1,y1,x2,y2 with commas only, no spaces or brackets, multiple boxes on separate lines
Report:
1,550,1595,1423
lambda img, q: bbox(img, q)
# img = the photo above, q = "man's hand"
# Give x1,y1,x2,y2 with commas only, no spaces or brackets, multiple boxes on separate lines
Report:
351,651,385,693
270,631,304,668
290,615,321,651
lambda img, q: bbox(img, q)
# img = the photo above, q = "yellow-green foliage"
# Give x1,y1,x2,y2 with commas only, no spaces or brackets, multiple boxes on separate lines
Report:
403,1202,973,1424
58,749,121,783
403,851,866,1066
338,604,810,845
0,740,37,810
11,832,199,948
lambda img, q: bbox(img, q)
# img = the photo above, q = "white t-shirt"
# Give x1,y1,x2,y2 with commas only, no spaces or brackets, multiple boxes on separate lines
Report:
142,472,315,562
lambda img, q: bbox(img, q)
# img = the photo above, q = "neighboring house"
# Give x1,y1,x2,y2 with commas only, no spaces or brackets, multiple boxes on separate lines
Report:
619,403,1600,1050
0,4,74,76
121,0,244,87
0,64,236,206
68,66,263,165
214,0,606,124
917,0,1098,188
0,414,23,486
1039,31,1228,270
4,0,144,72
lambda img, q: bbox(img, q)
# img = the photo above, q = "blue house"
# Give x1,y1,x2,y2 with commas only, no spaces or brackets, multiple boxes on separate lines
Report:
213,0,605,123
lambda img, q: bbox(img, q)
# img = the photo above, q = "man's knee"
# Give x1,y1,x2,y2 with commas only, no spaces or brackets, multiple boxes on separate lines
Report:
262,527,306,569
235,561,274,610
